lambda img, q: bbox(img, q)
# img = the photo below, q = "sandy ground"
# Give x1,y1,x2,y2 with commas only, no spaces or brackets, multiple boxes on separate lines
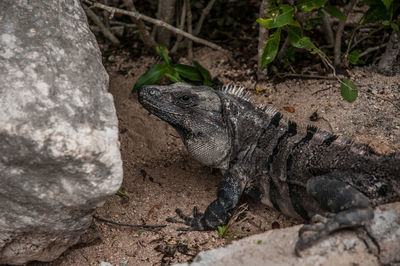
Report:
29,47,400,266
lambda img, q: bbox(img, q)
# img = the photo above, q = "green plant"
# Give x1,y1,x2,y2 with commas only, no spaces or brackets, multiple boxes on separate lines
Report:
256,0,399,102
217,219,247,239
345,0,399,65
132,45,212,92
115,187,130,199
217,204,249,239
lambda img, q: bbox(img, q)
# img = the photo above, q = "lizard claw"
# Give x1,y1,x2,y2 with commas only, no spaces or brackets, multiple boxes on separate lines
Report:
295,213,380,256
166,207,208,230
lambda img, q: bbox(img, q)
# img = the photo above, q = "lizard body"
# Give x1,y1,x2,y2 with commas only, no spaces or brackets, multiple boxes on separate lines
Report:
138,82,400,253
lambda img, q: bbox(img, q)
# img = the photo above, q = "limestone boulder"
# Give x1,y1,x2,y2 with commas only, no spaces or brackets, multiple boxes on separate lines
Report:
0,0,122,264
177,202,400,266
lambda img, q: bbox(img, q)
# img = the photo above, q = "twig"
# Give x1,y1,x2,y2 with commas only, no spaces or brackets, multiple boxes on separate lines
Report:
85,0,227,53
93,215,166,230
334,0,357,66
321,10,334,46
312,87,333,95
257,0,269,80
378,30,399,74
321,117,334,133
82,3,120,45
277,35,291,60
359,43,387,58
279,73,337,80
171,1,187,53
102,0,110,29
155,0,176,47
194,0,217,35
185,0,193,61
349,26,384,52
122,0,156,51
365,87,400,111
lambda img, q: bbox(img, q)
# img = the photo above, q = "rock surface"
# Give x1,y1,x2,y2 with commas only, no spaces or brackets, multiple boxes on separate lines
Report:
0,0,122,264
178,202,400,266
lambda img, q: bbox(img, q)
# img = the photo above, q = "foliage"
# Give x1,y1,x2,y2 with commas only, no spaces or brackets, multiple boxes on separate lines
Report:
115,187,130,199
132,45,212,92
256,0,400,102
340,78,358,103
217,219,247,239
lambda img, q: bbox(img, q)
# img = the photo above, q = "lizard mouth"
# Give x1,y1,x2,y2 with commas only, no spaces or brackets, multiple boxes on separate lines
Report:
138,87,185,125
140,98,184,117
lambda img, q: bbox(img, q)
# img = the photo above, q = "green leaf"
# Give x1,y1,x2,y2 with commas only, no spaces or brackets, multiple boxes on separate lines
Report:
312,0,328,8
382,20,390,25
363,5,388,24
115,187,129,199
132,63,169,92
288,27,313,49
323,6,346,21
256,18,275,29
381,0,393,10
340,78,358,102
156,45,171,64
297,0,314,11
348,49,360,65
173,64,203,81
391,22,399,31
257,6,294,29
274,6,295,28
164,65,184,83
288,20,301,27
165,72,183,83
261,28,281,68
193,61,212,86
288,27,303,44
217,226,227,238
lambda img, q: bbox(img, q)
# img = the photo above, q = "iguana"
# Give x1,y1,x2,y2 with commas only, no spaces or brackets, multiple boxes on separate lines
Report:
138,82,400,254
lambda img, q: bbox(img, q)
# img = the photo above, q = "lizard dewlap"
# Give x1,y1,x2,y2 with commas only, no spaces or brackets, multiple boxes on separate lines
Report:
138,82,400,254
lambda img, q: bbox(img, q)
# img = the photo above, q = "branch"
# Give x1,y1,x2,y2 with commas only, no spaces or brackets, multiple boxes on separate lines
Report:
359,43,387,58
171,1,187,53
122,0,156,51
350,26,384,53
194,0,217,36
378,30,399,75
185,0,193,61
84,1,227,53
257,0,269,80
334,0,357,66
365,87,400,111
321,10,334,46
279,73,337,80
93,215,166,230
277,35,290,60
82,3,120,46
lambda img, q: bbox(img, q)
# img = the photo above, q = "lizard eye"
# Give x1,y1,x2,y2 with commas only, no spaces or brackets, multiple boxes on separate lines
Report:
176,94,196,107
181,95,190,101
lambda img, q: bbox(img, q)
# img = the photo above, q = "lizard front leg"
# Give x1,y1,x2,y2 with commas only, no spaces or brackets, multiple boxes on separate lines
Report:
295,174,377,255
167,170,242,230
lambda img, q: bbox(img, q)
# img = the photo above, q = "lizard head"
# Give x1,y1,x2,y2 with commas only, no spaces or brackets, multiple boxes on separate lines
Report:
138,83,231,169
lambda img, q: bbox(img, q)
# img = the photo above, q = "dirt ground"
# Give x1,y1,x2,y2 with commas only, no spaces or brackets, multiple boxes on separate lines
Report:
29,47,400,266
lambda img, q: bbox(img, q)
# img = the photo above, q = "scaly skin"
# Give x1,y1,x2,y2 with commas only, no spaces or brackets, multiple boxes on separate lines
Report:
138,82,400,254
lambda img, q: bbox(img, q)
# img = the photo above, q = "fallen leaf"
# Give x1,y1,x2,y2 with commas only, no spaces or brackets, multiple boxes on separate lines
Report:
147,203,163,217
283,106,295,113
255,87,265,94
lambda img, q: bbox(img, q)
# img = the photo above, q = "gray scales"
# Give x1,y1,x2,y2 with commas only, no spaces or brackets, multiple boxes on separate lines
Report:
138,82,400,254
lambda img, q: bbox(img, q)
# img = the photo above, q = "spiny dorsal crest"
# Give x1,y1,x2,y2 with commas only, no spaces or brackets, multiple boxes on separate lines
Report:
220,84,279,117
220,84,252,102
